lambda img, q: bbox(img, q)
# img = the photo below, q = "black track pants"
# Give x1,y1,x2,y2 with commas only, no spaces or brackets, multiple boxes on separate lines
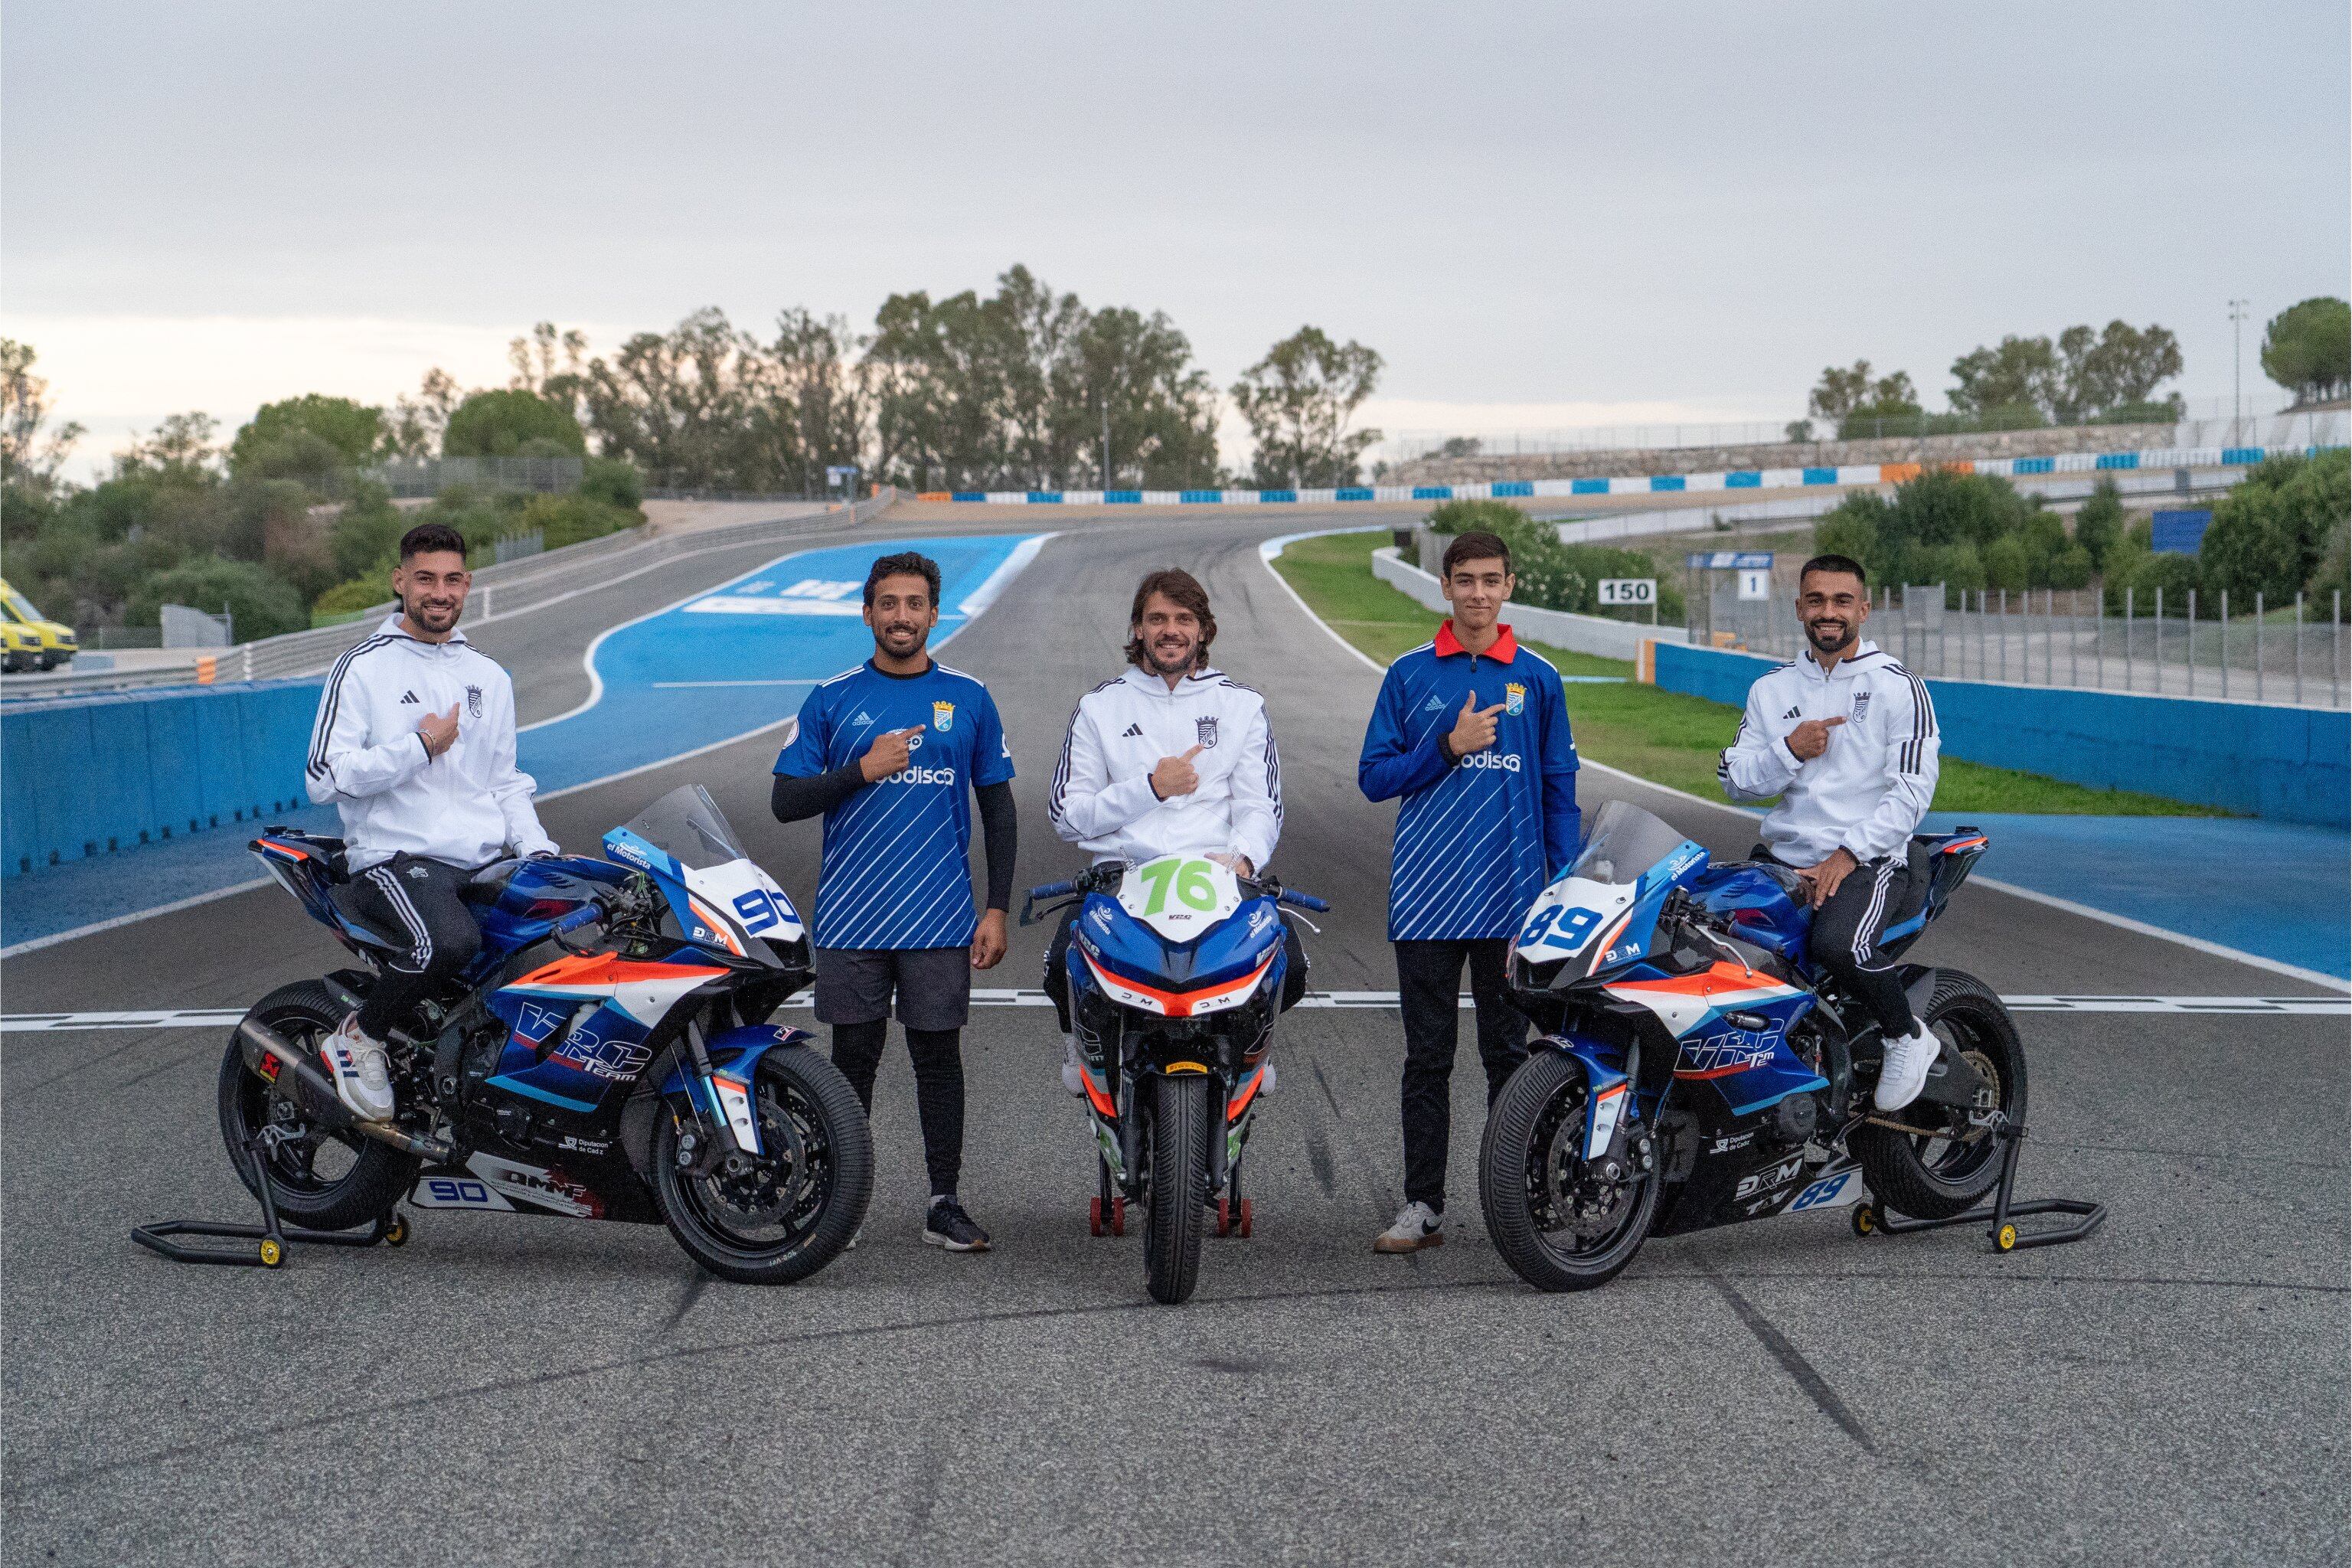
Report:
1764,845,1918,1038
337,853,482,1040
831,1021,966,1198
1394,938,1528,1212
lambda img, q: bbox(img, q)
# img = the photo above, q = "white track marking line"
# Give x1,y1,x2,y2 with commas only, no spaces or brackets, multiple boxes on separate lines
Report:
1254,531,2352,996
7,994,2345,1031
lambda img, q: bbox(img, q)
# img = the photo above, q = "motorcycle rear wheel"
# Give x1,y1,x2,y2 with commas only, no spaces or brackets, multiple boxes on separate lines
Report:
1479,1050,1660,1292
1850,969,2028,1220
1142,1073,1210,1305
215,981,417,1233
651,1044,872,1285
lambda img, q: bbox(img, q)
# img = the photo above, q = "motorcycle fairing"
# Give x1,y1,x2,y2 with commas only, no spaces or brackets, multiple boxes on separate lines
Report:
603,825,804,959
1529,1032,1635,1159
1687,862,1815,969
1515,836,1707,982
655,1024,818,1156
1603,962,1825,1117
1069,889,1285,1017
483,953,731,1115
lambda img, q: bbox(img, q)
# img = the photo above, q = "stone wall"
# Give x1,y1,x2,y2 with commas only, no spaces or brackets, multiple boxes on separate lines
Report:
1387,423,2180,486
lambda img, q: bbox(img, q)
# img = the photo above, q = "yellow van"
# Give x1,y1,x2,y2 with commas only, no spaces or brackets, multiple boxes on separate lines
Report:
0,578,76,669
0,621,36,674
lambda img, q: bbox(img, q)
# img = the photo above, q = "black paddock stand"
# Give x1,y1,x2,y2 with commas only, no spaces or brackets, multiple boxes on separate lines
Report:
132,1131,410,1269
1853,1123,2104,1253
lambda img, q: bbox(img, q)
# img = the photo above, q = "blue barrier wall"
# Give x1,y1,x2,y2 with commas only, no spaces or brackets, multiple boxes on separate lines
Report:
3,679,323,877
1652,644,2350,826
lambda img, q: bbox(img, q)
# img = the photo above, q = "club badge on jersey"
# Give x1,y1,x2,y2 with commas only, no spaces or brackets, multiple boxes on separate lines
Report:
934,700,955,732
1196,716,1220,748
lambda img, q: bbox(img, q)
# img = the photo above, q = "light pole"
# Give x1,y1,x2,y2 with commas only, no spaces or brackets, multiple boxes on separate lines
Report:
2228,298,2250,445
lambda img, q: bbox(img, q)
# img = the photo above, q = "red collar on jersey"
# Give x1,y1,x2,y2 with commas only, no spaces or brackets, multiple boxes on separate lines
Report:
1435,620,1517,662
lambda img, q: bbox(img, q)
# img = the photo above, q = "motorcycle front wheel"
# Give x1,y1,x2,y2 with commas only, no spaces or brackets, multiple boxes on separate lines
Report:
1142,1073,1210,1305
1479,1050,1660,1292
651,1044,873,1285
216,981,417,1233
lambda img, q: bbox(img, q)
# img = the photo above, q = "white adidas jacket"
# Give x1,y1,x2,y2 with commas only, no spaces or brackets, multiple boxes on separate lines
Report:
1050,665,1282,871
305,616,557,871
1717,640,1939,867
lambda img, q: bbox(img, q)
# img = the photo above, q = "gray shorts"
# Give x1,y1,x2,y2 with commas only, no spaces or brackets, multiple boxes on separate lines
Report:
813,946,972,1031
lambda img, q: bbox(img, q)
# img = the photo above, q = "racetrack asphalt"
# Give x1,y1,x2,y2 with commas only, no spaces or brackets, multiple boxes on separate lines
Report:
3,510,2345,1566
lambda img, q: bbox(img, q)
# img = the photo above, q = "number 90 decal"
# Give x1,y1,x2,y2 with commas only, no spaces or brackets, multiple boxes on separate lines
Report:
1519,903,1603,952
732,887,788,934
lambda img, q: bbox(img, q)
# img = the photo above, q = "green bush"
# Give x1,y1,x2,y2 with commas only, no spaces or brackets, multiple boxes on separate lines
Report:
514,493,639,550
1815,471,2084,599
127,554,309,641
312,574,394,621
443,390,586,457
2071,479,2125,570
2103,537,2206,616
581,456,645,510
2198,449,2348,609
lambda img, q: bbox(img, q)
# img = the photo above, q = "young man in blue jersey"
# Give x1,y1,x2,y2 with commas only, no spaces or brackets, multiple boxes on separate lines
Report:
772,550,1018,1253
1358,530,1580,1253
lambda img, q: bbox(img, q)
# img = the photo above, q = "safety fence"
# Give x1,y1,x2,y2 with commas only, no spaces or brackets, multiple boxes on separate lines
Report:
1707,585,2350,711
3,679,322,877
909,439,2345,508
1651,642,2350,827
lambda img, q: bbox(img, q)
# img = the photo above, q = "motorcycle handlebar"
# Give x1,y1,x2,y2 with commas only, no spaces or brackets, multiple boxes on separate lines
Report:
1278,889,1330,913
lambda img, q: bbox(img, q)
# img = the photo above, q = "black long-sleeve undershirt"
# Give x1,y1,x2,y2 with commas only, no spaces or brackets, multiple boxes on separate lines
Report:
772,770,1018,913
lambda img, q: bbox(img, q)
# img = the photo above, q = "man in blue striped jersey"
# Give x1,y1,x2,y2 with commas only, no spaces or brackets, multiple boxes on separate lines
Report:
772,550,1018,1253
1357,530,1581,1253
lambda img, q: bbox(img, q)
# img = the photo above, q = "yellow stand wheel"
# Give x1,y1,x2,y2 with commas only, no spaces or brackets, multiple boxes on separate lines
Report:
1851,1204,1879,1237
257,1238,284,1268
1995,1222,2018,1253
384,1214,410,1249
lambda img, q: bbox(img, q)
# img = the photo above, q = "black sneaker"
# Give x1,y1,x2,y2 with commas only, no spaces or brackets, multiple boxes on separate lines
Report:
923,1197,991,1253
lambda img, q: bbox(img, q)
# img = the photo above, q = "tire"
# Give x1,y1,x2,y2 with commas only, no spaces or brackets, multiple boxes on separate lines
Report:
1142,1073,1210,1305
1851,968,2028,1221
651,1044,872,1285
216,981,416,1233
1479,1050,1659,1292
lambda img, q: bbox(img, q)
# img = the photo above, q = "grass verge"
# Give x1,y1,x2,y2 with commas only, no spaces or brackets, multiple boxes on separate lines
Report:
1272,530,2227,818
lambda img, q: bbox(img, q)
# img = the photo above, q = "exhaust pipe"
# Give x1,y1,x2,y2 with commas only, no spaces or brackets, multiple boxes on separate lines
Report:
237,1015,454,1162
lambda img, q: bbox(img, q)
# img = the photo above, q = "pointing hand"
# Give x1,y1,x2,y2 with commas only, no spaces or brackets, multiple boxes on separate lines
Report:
1446,689,1506,758
1152,743,1205,800
859,726,924,782
1785,715,1845,763
418,704,460,759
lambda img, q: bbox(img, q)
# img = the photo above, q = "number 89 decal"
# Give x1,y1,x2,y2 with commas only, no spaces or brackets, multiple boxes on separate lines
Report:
1519,903,1603,952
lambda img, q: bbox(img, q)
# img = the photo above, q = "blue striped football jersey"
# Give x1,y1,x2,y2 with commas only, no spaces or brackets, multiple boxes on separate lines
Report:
1357,623,1582,942
776,661,1014,950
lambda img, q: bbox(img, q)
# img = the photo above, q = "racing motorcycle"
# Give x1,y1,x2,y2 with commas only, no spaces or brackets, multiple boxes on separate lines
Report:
1022,855,1327,1305
218,783,872,1283
1478,799,2022,1292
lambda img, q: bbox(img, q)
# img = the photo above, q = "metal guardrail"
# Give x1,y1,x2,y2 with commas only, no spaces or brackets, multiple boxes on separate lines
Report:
1,492,894,702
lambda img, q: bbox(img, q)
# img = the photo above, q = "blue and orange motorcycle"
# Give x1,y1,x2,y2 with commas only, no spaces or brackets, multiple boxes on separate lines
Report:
216,784,871,1282
1478,799,2024,1291
1023,855,1327,1304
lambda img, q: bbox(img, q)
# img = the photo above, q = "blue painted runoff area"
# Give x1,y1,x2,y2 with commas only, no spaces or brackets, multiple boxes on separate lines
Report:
1654,642,2351,826
1,534,1041,951
1918,812,2350,980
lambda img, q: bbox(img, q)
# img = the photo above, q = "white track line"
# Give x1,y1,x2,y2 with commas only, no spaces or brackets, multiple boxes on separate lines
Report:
1254,532,2352,996
5,993,2345,1031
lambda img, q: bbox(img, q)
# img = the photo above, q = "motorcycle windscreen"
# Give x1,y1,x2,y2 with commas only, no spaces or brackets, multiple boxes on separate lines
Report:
1516,800,1707,977
607,783,802,960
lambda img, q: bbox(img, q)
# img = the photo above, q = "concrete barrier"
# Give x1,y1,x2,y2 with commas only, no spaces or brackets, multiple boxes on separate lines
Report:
3,678,322,876
1371,547,1655,661
1650,642,2350,827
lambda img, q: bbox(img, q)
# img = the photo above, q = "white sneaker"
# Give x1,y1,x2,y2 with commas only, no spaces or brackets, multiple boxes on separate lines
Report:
1874,1023,1942,1112
319,1013,396,1122
1060,1035,1089,1098
1373,1200,1444,1254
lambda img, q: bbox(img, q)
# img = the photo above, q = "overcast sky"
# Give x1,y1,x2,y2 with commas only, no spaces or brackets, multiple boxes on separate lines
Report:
5,0,2346,476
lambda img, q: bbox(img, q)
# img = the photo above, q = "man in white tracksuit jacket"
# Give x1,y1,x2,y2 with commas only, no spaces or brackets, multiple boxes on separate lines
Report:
1044,567,1292,1093
304,521,557,1122
1717,552,1944,1111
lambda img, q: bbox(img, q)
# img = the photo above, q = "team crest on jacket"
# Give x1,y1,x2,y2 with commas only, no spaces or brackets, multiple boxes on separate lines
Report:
1194,715,1220,748
933,700,955,733
1851,689,1871,722
1504,682,1526,717
466,684,483,719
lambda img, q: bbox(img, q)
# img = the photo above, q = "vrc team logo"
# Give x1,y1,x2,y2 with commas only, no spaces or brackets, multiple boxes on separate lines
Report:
1194,715,1219,748
466,683,484,719
1504,682,1526,717
933,700,955,733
